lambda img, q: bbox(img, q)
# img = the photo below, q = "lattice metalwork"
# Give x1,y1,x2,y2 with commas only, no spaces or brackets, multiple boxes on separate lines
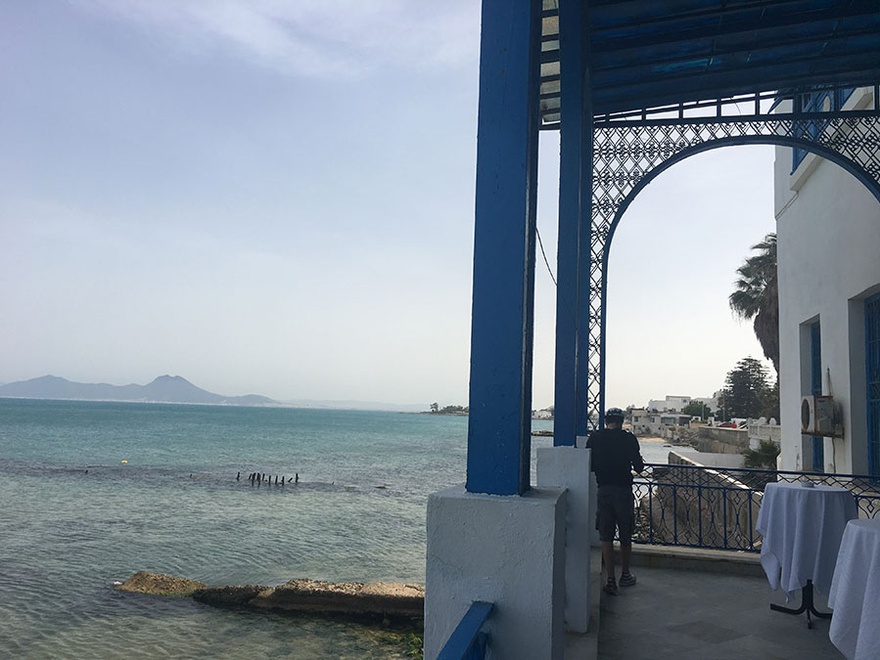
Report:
588,109,880,425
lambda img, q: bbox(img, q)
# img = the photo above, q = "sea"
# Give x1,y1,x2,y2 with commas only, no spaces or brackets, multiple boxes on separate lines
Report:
0,398,684,659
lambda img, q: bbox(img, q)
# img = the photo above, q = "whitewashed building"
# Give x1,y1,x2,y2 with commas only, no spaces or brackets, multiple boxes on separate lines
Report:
647,395,692,412
775,86,880,477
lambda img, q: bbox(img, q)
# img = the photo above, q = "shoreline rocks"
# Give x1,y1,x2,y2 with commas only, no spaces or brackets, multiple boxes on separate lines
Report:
116,572,425,621
117,571,206,597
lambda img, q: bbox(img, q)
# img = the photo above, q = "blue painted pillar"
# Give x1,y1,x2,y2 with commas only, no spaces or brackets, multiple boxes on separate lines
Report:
554,0,593,444
466,0,542,496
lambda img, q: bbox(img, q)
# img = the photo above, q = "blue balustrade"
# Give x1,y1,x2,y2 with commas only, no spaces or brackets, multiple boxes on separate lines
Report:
438,601,494,660
634,463,880,551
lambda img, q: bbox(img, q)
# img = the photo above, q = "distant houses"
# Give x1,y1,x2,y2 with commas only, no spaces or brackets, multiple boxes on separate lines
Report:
629,408,691,436
629,394,718,436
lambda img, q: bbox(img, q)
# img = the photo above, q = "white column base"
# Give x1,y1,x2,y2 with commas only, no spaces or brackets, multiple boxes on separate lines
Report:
537,445,592,633
425,486,567,660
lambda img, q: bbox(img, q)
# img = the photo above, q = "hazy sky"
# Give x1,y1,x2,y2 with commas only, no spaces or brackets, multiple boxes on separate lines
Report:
1,1,774,409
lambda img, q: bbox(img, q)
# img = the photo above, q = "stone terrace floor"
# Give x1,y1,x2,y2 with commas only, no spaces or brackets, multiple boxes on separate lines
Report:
565,547,845,659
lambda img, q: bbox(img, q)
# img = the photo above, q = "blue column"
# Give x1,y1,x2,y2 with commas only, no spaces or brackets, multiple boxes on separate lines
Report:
554,0,593,444
467,0,542,496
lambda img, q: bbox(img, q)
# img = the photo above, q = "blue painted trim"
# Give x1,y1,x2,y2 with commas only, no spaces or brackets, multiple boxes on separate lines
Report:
811,322,824,472
553,0,590,446
467,0,542,495
866,293,880,477
792,88,856,171
438,601,494,660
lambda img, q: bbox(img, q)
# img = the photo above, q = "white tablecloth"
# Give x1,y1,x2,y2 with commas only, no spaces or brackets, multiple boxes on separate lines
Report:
829,519,880,660
756,482,858,597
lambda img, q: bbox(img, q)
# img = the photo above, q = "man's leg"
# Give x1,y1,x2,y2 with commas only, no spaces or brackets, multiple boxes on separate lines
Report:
601,540,618,595
602,540,615,582
620,541,632,575
617,491,637,587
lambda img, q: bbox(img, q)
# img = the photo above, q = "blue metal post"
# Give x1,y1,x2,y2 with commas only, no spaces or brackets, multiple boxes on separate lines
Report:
554,0,593,444
575,96,594,434
466,0,542,495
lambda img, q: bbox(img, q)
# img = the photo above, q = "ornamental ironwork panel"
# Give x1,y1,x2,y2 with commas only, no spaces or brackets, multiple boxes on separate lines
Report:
587,107,880,426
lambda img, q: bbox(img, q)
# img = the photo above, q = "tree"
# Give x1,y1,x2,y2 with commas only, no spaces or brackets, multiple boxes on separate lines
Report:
681,400,712,420
742,439,781,469
729,233,779,373
429,402,439,413
721,357,772,419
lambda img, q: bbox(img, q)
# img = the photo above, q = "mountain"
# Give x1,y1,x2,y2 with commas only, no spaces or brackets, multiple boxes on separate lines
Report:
0,375,276,406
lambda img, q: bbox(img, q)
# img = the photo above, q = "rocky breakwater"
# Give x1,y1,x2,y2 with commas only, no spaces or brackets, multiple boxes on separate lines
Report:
116,572,425,622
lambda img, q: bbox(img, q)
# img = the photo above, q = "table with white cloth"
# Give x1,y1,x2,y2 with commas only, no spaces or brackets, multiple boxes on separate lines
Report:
829,519,880,659
756,481,859,625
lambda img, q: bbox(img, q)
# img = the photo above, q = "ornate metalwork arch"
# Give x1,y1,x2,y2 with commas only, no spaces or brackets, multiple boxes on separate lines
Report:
588,104,880,426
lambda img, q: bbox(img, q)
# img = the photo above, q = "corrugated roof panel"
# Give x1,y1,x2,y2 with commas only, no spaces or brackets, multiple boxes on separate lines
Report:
540,0,880,122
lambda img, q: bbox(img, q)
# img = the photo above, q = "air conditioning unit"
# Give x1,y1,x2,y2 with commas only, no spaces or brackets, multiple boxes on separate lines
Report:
801,395,842,436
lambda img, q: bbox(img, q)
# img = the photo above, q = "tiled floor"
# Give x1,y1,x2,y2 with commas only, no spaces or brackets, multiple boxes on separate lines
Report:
595,565,843,659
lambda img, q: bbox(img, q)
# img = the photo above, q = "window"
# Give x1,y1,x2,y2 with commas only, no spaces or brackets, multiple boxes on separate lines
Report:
791,88,855,172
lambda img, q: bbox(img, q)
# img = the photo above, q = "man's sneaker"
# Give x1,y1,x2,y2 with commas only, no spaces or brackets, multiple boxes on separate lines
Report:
619,572,637,587
602,579,619,596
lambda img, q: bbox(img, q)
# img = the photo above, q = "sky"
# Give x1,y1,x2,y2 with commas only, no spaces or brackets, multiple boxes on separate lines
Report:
0,1,775,410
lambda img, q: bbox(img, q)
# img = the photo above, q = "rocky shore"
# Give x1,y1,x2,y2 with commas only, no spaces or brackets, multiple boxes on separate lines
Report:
117,572,425,621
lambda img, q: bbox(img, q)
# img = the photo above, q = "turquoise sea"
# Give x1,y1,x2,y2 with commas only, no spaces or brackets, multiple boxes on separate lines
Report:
0,399,677,658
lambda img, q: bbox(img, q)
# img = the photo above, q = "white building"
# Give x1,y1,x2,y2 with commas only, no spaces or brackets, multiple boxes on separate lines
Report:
647,395,692,412
630,407,691,436
645,394,718,414
775,86,880,477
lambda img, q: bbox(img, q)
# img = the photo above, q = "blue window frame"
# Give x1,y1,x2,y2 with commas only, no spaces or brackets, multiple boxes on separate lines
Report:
811,322,824,472
792,88,855,172
866,294,880,477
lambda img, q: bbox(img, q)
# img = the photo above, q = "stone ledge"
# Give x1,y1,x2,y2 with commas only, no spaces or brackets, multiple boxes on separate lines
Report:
626,544,763,577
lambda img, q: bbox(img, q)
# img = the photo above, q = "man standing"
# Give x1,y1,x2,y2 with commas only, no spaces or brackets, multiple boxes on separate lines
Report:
586,407,645,595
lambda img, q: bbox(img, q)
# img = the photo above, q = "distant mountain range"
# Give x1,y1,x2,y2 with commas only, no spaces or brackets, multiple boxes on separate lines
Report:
0,375,276,406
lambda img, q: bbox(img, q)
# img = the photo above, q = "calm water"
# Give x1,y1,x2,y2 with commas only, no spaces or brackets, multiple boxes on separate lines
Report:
0,399,677,658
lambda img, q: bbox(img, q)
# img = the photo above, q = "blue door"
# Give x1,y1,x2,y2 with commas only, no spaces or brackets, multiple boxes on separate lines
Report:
811,322,824,472
866,294,880,477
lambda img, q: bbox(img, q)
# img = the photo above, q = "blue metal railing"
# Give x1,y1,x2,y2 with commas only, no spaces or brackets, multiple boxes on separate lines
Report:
438,601,494,660
633,463,880,552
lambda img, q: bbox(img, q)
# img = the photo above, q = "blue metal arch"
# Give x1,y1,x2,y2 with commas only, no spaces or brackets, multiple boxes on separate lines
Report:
589,114,880,427
606,135,880,253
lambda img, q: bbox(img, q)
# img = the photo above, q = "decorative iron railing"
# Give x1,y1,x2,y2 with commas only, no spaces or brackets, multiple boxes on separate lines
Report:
437,601,494,660
634,463,880,552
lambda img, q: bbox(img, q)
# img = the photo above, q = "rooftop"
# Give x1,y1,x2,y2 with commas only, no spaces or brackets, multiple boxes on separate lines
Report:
539,0,880,123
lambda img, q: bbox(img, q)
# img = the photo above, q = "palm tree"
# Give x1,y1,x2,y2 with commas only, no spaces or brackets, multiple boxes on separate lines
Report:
729,233,779,373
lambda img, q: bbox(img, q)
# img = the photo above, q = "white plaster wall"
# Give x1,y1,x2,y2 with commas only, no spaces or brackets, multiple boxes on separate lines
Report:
536,446,592,633
775,108,880,474
424,486,566,660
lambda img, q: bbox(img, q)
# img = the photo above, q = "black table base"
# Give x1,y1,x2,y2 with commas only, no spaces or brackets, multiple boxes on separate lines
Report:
770,580,831,628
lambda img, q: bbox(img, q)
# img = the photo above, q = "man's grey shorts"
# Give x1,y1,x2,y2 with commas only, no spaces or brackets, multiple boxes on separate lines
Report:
596,485,635,543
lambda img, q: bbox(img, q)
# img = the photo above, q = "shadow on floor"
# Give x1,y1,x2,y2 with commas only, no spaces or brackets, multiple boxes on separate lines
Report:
597,565,844,659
